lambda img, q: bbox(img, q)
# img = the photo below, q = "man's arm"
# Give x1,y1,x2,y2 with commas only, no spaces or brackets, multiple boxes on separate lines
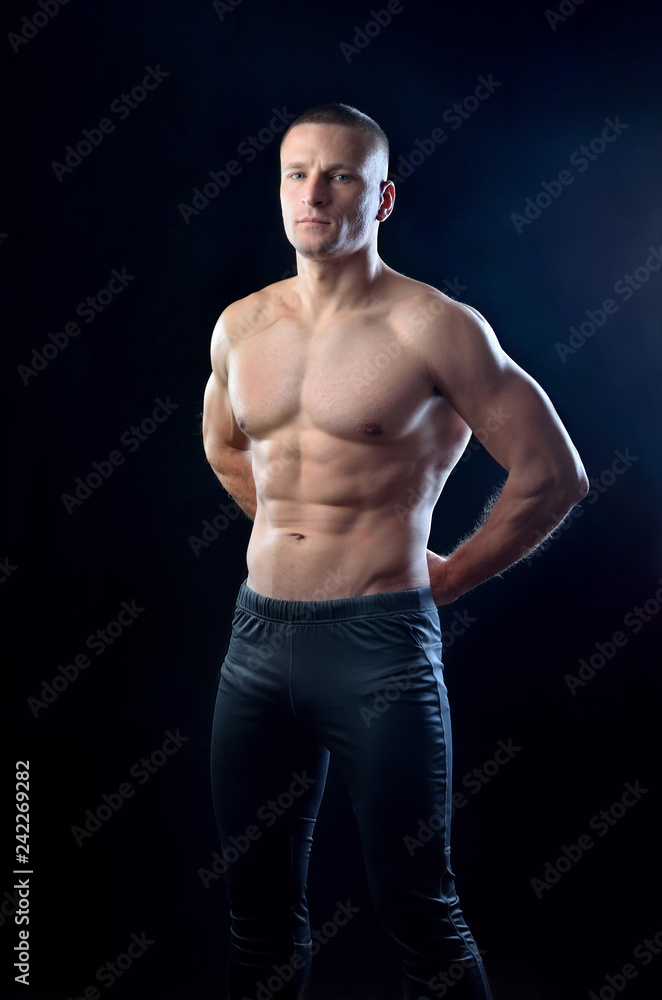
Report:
202,309,257,520
421,295,589,605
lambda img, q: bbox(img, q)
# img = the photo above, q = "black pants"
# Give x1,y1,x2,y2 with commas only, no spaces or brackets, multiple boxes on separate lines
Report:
210,581,491,1000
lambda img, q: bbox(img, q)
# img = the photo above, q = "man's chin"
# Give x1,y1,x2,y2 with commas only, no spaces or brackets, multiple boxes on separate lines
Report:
298,249,337,262
291,238,339,261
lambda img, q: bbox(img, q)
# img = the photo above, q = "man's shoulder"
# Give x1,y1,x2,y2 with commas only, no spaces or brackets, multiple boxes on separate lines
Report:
385,269,487,339
215,277,297,342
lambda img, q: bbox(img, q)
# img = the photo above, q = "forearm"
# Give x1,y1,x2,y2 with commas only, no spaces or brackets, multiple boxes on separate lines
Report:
208,445,257,521
433,469,587,603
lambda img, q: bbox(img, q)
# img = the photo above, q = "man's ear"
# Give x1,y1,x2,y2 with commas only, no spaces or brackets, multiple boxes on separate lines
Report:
377,179,395,221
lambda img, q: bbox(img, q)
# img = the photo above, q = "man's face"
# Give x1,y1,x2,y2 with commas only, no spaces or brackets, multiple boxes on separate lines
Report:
279,123,390,261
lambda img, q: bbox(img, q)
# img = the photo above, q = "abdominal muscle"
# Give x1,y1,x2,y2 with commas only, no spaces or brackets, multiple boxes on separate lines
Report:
244,429,442,601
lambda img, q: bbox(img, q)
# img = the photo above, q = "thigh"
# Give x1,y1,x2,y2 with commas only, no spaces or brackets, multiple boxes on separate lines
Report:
294,609,453,883
210,610,330,907
211,674,329,841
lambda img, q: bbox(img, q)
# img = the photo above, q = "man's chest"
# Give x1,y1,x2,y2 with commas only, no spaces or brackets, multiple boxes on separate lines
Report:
227,317,436,441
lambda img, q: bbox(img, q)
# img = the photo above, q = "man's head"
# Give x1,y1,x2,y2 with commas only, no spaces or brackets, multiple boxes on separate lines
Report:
279,103,394,261
281,103,390,181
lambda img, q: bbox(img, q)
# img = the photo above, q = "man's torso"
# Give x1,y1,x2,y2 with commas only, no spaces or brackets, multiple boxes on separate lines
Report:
216,268,471,600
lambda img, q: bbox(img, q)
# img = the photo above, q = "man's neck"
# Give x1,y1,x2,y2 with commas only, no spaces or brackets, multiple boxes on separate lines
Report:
294,246,387,319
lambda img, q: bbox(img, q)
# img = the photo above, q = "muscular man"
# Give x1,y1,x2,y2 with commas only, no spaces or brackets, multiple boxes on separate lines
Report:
203,103,588,1000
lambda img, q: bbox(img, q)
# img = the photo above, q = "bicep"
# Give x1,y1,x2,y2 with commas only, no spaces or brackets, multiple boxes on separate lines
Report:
202,313,251,458
429,301,582,477
202,372,238,450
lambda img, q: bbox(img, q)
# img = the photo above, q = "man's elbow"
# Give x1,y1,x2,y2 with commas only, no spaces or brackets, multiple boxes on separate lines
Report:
202,429,218,470
203,439,231,480
518,450,589,512
574,465,590,502
203,435,252,481
549,458,590,512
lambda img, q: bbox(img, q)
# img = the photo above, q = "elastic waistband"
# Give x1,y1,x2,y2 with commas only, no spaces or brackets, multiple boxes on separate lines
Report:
235,580,437,623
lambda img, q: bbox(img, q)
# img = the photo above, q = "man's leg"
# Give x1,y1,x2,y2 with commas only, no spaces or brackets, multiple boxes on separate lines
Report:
291,590,492,1000
210,586,329,1000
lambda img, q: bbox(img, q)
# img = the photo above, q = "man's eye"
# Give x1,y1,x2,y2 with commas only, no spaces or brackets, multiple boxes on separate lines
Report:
334,174,350,181
290,172,304,180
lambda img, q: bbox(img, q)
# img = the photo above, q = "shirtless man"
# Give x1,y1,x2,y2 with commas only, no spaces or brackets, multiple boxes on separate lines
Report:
203,103,588,1000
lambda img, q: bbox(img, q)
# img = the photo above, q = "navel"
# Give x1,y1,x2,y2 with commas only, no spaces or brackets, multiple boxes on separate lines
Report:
288,533,306,541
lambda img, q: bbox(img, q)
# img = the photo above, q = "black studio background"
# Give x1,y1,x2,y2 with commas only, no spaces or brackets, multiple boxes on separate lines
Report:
3,1,661,998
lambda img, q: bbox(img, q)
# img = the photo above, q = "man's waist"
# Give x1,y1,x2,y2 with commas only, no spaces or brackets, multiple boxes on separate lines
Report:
236,578,438,622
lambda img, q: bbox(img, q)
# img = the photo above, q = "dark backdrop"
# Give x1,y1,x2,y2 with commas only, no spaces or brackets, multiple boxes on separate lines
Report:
3,1,661,997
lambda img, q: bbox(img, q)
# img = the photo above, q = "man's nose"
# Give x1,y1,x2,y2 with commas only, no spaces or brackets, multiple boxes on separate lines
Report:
302,175,328,205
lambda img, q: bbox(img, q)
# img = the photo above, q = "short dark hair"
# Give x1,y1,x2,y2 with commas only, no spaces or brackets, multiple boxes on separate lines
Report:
280,103,390,179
